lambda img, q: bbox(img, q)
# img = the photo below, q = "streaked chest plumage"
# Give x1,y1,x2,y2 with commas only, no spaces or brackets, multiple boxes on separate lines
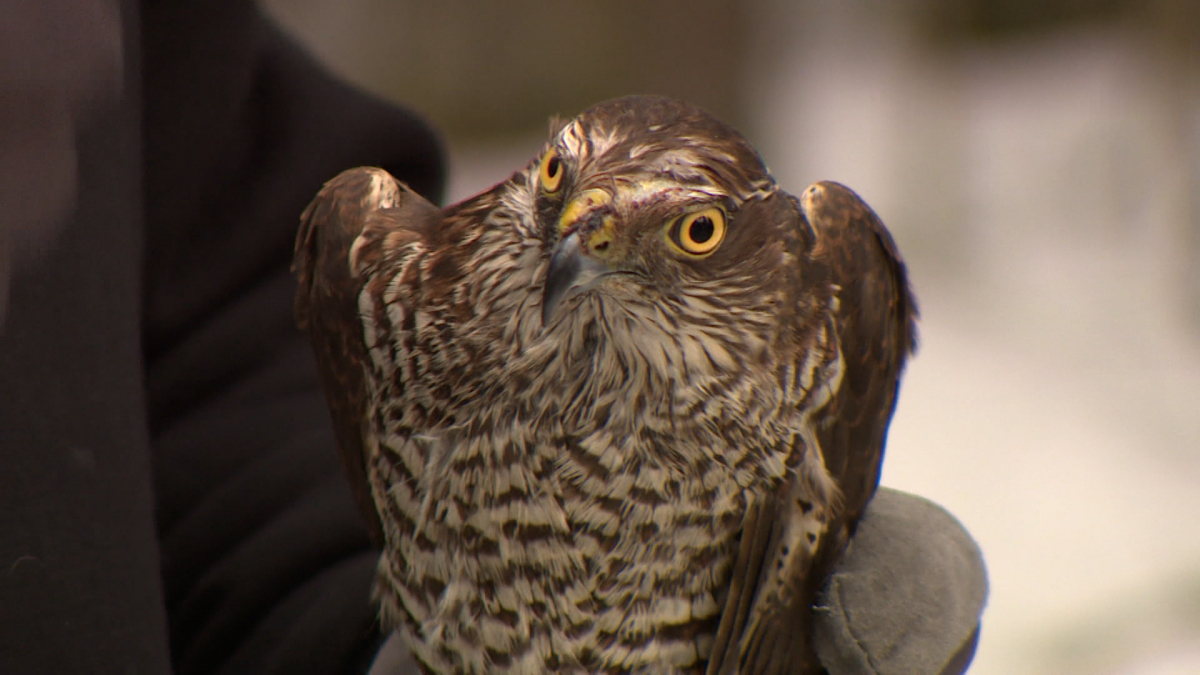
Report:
351,207,836,674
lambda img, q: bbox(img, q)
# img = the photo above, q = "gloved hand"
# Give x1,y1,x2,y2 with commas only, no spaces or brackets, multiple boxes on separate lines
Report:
813,487,988,675
369,488,989,675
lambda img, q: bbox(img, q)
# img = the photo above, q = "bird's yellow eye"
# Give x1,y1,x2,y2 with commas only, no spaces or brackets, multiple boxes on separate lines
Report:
667,207,726,257
539,149,564,193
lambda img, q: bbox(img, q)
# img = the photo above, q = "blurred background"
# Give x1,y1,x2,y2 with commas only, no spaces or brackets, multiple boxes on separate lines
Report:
260,1,1200,672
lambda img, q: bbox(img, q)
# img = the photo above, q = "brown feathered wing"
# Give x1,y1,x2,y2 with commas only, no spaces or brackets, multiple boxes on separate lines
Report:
709,181,918,675
293,167,442,546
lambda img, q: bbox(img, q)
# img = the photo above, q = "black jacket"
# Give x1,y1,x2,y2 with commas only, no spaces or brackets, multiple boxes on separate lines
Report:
0,1,443,672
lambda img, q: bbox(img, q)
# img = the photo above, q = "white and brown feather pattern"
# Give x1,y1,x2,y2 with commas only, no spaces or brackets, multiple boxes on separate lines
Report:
356,207,813,672
293,96,917,675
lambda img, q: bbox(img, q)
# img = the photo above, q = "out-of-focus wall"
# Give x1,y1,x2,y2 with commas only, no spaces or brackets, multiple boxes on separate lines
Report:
261,0,751,141
743,5,1200,675
262,1,1200,673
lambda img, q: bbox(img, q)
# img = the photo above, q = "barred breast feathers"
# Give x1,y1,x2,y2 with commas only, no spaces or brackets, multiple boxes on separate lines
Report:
294,97,915,675
339,101,853,675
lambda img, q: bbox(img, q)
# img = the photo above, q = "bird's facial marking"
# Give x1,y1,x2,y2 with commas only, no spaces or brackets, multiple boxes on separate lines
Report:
664,206,727,258
557,119,590,160
538,148,565,194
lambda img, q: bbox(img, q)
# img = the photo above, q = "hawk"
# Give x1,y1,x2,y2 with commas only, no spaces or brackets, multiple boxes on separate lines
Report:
294,96,917,675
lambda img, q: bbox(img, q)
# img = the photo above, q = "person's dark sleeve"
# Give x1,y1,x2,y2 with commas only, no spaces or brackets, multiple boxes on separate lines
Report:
0,0,123,321
140,2,443,673
0,1,173,671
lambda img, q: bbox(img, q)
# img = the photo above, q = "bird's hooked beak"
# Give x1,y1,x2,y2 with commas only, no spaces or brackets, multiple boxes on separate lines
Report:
541,189,617,326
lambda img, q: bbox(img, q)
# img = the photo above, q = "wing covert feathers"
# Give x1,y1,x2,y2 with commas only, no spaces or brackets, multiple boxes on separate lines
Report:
802,180,917,527
293,167,440,546
714,181,918,675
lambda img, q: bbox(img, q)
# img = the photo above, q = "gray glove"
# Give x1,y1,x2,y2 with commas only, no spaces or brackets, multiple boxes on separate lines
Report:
814,487,988,674
370,488,988,674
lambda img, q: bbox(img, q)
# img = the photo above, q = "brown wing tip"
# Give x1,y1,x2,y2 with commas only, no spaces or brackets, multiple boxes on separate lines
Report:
800,180,919,358
295,167,402,265
292,167,403,328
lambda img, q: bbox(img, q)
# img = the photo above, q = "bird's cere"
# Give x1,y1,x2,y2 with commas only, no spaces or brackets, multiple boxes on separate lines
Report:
558,188,613,236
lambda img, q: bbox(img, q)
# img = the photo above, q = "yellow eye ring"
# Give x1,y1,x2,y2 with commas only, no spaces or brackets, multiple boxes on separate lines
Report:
667,207,726,257
539,149,564,193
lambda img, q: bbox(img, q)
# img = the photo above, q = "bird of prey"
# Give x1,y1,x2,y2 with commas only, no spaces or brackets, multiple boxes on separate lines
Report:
294,95,917,675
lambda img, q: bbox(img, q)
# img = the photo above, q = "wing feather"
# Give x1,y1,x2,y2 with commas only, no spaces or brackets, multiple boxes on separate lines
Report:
711,181,918,675
708,495,778,675
803,180,917,529
293,167,441,546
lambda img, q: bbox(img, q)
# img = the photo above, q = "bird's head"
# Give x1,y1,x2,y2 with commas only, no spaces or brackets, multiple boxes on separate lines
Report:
528,97,817,359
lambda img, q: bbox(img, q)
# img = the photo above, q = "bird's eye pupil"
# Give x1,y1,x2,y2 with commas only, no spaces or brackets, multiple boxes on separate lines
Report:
689,216,714,244
547,156,561,178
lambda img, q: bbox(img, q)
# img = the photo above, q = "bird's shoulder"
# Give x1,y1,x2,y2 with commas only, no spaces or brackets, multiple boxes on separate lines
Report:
292,166,444,545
